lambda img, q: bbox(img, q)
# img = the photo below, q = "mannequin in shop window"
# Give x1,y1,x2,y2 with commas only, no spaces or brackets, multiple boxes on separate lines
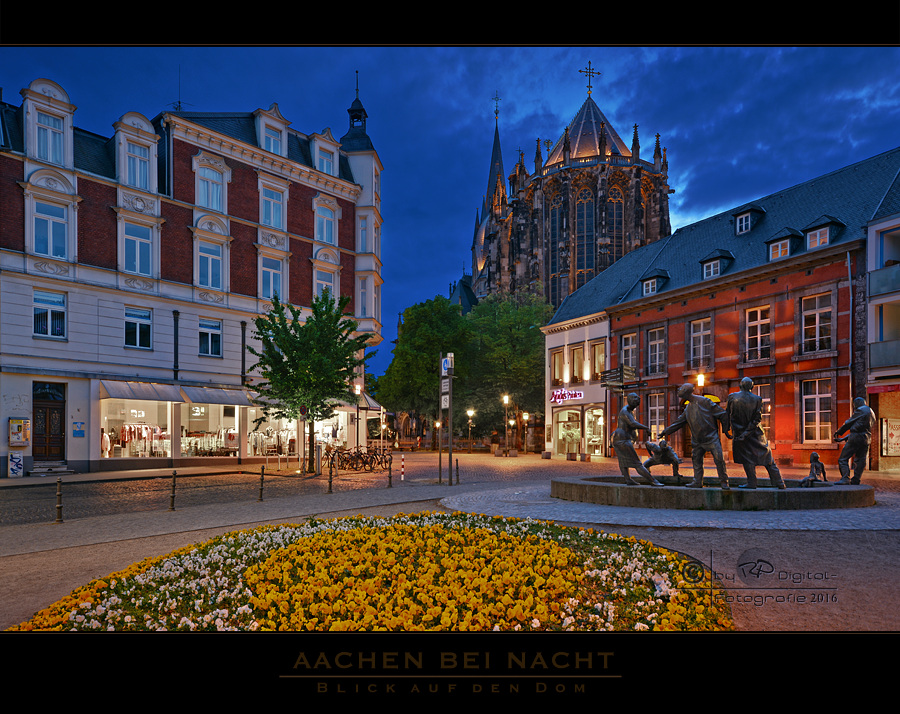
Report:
101,428,110,458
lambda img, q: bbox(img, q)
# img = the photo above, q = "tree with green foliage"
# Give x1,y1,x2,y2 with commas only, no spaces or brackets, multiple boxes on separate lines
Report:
377,295,471,438
248,290,370,470
460,292,554,448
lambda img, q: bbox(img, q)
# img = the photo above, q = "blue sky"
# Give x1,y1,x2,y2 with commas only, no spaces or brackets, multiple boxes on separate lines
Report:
3,45,900,377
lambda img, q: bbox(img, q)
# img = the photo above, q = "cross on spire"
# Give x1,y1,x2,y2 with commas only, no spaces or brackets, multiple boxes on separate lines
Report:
492,90,501,120
579,61,601,96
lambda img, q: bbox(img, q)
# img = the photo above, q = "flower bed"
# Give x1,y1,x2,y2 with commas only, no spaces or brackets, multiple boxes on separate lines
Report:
9,512,733,632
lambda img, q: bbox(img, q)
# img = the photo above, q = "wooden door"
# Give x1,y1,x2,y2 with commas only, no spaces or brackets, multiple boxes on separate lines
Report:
33,401,65,460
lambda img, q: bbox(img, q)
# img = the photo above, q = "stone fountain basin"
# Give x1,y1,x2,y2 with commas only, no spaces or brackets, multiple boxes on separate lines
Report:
550,475,875,511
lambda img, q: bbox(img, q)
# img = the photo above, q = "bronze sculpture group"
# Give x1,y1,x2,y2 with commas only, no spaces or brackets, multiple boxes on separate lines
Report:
612,378,874,488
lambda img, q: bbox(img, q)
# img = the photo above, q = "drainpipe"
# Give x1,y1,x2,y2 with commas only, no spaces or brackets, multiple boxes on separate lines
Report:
240,320,247,385
172,310,180,381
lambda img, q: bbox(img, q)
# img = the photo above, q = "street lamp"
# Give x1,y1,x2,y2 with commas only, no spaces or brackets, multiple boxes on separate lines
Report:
467,409,474,452
697,372,705,395
502,394,509,456
523,412,529,454
355,383,362,449
435,419,442,482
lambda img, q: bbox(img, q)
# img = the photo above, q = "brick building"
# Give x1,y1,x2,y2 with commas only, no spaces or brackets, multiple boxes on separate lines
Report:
543,146,900,471
0,77,384,476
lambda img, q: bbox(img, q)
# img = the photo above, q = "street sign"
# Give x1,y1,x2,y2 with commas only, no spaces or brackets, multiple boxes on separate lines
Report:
441,394,450,409
441,377,450,394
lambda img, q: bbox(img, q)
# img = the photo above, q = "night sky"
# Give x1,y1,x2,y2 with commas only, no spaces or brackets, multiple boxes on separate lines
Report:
3,45,900,377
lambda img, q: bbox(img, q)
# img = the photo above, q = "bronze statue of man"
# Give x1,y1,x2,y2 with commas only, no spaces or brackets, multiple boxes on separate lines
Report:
834,397,876,484
661,383,731,489
725,377,785,489
612,393,663,486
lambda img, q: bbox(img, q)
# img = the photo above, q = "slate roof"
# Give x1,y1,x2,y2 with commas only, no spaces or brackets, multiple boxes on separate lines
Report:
548,146,900,326
0,100,361,185
162,111,356,183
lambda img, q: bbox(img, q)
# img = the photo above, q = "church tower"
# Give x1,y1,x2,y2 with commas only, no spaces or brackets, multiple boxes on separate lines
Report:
470,63,673,309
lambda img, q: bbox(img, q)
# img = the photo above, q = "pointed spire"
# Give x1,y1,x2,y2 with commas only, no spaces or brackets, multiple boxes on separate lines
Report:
483,92,506,220
534,137,543,174
631,124,640,162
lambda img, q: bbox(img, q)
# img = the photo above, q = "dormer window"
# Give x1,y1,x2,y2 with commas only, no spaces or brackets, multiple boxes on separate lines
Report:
642,278,657,296
264,126,282,155
318,148,334,175
770,239,789,261
736,212,751,235
807,227,829,249
703,260,721,279
37,111,64,164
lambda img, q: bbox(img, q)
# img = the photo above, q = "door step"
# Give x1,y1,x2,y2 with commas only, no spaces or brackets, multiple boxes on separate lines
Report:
27,462,75,476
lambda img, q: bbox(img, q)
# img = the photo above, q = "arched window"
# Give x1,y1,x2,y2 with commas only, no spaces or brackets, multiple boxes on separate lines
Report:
575,188,595,289
548,193,564,306
606,186,624,266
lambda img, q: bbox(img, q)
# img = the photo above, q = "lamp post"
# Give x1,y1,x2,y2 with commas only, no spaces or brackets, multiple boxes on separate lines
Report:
355,383,362,448
509,419,516,454
502,394,509,456
523,412,529,454
467,409,474,452
435,419,442,482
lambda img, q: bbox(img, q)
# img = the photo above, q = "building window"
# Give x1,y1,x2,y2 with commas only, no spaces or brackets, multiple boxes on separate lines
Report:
359,276,368,317
802,378,831,443
621,333,637,369
34,201,67,259
198,167,223,211
647,393,666,441
316,205,335,244
643,278,657,296
807,227,829,250
124,222,153,276
703,260,720,279
647,327,665,374
736,213,751,235
359,216,368,252
689,318,711,369
126,141,150,190
262,187,283,229
746,306,771,361
606,186,625,268
264,126,282,155
753,382,773,442
802,294,832,353
551,349,564,386
315,269,335,300
198,241,223,290
590,341,606,381
575,188,595,289
33,290,66,338
124,307,152,349
570,344,585,384
770,239,789,261
37,111,64,164
199,318,222,357
374,282,381,321
261,257,283,299
318,148,334,175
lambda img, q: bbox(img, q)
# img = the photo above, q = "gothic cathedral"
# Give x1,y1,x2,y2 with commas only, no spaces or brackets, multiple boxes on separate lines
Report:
470,67,673,309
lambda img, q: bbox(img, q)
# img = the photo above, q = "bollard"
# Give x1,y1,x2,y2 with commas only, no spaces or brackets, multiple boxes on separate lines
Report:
258,466,265,502
401,454,405,481
328,456,333,494
54,477,63,523
169,471,177,511
455,458,459,485
388,459,392,488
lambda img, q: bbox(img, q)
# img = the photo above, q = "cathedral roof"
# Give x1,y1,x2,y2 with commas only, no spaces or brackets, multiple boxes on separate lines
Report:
548,145,900,325
545,95,630,165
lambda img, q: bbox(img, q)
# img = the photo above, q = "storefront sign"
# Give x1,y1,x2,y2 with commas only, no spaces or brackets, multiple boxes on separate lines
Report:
885,418,900,457
550,388,584,404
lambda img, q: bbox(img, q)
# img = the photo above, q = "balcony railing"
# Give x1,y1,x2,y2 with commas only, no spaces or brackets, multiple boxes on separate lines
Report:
870,263,900,297
870,338,900,369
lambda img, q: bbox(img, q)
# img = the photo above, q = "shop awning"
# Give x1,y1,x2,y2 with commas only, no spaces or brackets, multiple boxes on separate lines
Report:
100,380,184,402
181,386,254,406
333,391,383,412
